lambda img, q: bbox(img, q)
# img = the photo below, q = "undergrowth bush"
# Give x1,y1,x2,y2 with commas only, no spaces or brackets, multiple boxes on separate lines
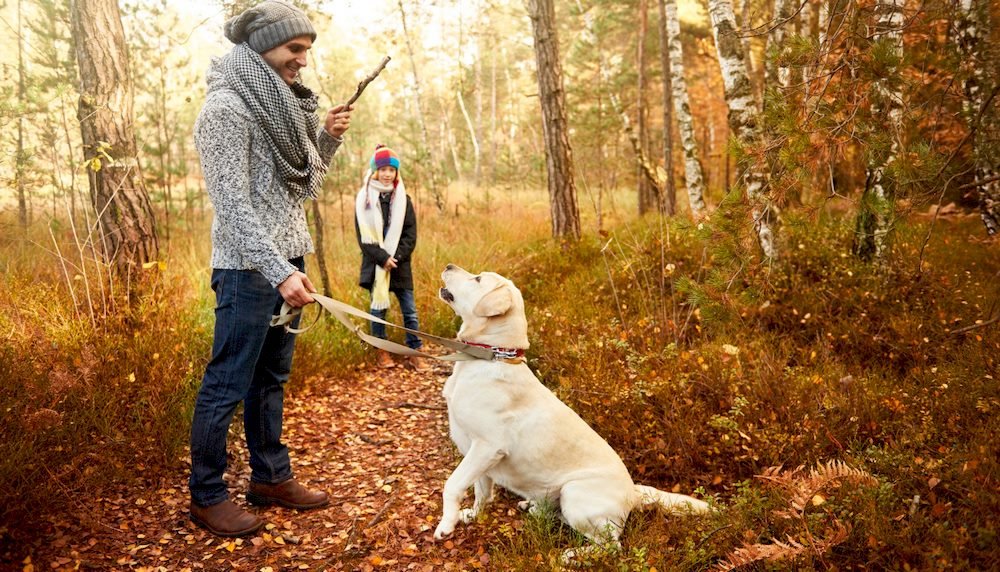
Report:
0,264,208,529
499,213,998,569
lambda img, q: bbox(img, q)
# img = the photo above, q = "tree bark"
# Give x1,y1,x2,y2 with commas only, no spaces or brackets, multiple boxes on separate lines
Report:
637,0,655,215
71,0,158,276
398,0,444,209
16,0,29,229
708,0,778,258
853,0,904,262
957,0,999,235
657,0,677,216
663,0,707,218
524,0,581,240
765,0,795,94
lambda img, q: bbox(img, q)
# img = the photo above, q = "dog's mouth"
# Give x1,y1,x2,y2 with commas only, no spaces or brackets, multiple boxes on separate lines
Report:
439,288,454,303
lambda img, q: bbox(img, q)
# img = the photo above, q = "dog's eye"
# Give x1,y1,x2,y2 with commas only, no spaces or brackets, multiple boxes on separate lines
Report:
474,276,481,283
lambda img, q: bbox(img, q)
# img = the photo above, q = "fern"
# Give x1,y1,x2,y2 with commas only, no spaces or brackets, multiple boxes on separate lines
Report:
714,460,877,570
713,521,851,571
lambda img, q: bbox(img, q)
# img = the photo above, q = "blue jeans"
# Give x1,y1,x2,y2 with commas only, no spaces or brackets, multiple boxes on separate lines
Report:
189,258,303,507
369,288,422,350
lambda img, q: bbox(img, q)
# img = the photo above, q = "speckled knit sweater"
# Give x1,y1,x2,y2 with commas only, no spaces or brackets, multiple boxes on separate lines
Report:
194,56,341,287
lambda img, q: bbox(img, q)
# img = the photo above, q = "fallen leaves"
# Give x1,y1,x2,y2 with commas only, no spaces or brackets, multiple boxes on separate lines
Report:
14,364,514,571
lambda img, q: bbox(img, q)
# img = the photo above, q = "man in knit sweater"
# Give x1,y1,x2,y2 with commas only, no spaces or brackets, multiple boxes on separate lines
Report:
189,1,351,537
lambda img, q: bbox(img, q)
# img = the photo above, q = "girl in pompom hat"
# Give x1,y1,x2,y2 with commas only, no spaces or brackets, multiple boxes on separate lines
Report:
355,145,428,371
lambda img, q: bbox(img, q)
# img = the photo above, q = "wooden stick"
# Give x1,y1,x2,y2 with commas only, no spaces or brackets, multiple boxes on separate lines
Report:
343,56,391,107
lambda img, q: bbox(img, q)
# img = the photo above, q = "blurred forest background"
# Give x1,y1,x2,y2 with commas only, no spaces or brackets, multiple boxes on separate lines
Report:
1,0,998,569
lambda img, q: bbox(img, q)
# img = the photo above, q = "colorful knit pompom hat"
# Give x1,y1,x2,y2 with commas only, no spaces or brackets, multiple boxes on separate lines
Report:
369,144,400,173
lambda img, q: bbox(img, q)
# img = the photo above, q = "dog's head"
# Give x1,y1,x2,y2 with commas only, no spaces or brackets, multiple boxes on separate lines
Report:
439,264,529,350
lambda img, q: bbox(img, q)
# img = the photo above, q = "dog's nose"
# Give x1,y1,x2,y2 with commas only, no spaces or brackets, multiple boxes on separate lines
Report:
445,264,456,271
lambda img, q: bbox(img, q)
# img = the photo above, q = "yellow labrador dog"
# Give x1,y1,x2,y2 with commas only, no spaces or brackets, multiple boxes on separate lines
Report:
435,264,708,557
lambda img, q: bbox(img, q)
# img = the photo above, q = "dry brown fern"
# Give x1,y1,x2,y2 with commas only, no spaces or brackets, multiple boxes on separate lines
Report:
712,521,851,571
757,460,878,515
712,460,877,570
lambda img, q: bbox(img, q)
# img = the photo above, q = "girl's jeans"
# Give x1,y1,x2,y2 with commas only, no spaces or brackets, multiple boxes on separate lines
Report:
369,288,422,349
189,258,303,507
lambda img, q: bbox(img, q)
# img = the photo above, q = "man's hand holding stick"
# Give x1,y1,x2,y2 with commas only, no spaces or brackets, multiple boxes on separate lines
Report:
324,56,392,138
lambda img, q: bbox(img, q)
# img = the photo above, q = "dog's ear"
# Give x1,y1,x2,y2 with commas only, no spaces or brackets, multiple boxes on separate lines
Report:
474,285,512,317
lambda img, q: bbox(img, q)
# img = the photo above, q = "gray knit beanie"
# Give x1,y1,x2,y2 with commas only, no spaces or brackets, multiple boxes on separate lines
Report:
224,1,316,54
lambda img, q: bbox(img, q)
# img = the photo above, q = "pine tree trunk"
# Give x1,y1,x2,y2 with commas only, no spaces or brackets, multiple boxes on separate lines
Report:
657,0,677,216
637,0,655,215
853,0,904,262
664,0,707,217
957,0,999,235
524,0,581,240
708,0,777,258
70,0,158,276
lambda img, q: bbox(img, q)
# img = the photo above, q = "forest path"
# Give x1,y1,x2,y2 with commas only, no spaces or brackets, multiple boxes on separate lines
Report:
18,360,520,572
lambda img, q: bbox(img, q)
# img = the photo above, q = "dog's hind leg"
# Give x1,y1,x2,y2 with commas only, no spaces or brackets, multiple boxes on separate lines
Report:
434,442,506,539
557,481,628,565
460,475,495,523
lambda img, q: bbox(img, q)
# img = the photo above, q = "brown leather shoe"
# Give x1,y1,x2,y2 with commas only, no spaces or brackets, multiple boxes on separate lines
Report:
375,349,396,369
247,479,329,510
407,355,430,371
189,500,263,537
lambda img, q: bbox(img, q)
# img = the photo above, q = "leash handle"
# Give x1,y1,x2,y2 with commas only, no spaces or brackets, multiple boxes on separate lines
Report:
270,294,495,362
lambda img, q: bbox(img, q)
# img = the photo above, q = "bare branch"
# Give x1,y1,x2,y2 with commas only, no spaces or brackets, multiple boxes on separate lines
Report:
343,56,391,107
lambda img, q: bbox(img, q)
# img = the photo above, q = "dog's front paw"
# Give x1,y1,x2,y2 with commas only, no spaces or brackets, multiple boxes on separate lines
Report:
459,508,477,524
433,521,455,540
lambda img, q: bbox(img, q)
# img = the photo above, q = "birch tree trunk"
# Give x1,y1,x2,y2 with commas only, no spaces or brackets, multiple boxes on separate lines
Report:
71,0,158,276
765,0,795,94
664,0,707,217
657,0,677,216
738,0,758,90
853,0,904,262
708,0,777,258
524,0,581,240
956,0,999,235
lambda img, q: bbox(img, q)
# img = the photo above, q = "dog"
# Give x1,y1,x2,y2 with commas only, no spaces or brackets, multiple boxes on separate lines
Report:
434,264,709,558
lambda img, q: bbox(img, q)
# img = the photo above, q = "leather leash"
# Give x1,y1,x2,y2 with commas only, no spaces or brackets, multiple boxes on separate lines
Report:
270,293,516,363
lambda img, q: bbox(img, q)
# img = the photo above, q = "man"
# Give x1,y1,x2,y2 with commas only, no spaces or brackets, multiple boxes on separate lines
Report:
189,1,351,537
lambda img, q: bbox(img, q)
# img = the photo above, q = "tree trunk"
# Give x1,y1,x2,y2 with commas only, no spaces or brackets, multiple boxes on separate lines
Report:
738,0,759,101
16,0,29,229
637,0,655,215
957,0,999,235
70,0,158,276
457,90,481,181
310,200,332,294
490,32,498,184
708,0,777,258
524,0,581,240
853,0,904,262
398,0,444,209
664,0,707,218
765,0,795,95
657,0,677,216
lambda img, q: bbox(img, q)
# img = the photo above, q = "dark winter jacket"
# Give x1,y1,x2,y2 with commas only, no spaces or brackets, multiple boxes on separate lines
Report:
355,192,417,290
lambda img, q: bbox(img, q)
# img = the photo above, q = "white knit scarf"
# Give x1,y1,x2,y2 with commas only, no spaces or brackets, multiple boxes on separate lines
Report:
355,174,407,310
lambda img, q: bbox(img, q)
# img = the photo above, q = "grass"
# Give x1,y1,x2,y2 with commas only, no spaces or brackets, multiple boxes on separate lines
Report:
0,189,997,570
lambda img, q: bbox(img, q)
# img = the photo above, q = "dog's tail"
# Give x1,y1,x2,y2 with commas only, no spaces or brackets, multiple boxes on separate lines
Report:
633,484,710,513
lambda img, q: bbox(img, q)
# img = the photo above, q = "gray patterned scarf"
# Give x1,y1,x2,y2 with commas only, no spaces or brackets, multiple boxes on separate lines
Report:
223,42,325,201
